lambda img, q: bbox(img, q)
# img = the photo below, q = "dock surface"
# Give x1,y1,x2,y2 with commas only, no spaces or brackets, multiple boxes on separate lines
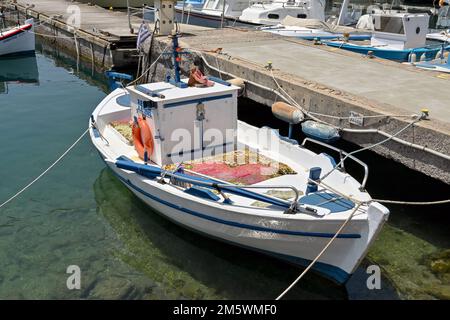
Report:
177,29,450,183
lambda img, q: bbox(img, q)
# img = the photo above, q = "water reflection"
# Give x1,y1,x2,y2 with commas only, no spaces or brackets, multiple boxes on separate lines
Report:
0,54,39,94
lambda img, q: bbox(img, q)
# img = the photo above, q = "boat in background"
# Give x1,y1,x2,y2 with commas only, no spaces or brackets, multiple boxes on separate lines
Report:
0,18,35,57
175,0,328,28
239,0,325,26
89,34,389,284
325,13,449,62
406,45,450,73
260,16,371,41
426,30,450,42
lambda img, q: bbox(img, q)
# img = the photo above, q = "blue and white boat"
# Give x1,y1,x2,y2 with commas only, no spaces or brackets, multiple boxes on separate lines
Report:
325,13,450,62
89,34,389,284
409,47,450,73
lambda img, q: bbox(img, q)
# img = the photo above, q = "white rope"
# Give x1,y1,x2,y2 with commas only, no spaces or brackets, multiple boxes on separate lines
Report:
371,198,450,205
276,202,362,300
307,111,416,120
0,128,90,210
319,116,422,182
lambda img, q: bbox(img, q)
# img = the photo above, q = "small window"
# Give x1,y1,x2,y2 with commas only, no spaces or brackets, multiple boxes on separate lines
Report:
297,14,307,19
416,27,420,34
268,14,280,19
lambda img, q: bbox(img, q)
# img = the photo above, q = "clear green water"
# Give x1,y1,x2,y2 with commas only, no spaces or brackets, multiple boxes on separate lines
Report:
0,42,448,299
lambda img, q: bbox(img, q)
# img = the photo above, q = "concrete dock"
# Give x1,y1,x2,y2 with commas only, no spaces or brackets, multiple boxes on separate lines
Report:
3,0,450,184
164,29,450,184
2,0,209,68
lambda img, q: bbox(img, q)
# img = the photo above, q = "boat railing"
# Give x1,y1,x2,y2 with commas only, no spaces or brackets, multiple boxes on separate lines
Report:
301,138,369,190
160,167,300,206
182,167,301,203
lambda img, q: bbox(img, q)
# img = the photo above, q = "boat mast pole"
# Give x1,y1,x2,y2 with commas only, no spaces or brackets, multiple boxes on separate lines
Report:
336,0,350,26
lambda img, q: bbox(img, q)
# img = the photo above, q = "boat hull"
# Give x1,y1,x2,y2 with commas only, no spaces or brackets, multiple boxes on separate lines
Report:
325,41,447,62
0,21,35,57
173,8,258,28
264,28,371,41
94,147,387,284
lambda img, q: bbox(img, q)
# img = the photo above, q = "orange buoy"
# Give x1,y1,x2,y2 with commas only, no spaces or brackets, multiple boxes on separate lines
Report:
132,116,154,160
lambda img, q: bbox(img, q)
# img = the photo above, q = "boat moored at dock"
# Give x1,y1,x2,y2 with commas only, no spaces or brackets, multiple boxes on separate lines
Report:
89,34,389,284
324,13,450,62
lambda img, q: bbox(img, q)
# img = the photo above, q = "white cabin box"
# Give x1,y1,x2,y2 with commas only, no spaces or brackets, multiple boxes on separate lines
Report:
127,79,239,166
370,13,429,50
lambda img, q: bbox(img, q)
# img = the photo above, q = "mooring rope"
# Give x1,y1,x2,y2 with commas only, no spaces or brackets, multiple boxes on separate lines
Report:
276,202,363,300
371,198,450,205
128,44,170,86
0,128,90,210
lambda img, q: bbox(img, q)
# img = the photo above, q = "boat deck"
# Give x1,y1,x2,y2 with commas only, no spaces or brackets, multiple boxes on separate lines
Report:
110,120,297,185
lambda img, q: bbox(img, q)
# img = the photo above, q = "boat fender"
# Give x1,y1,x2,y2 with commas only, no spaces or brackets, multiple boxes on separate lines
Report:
419,53,426,62
409,52,417,63
306,167,322,195
132,116,154,160
271,102,304,124
228,78,245,90
301,120,340,143
435,48,444,60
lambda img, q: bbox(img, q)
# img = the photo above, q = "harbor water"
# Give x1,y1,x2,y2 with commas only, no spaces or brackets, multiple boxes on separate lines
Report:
0,40,449,300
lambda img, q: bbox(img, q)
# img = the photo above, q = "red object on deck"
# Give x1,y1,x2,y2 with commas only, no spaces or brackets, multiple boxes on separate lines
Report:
191,162,277,185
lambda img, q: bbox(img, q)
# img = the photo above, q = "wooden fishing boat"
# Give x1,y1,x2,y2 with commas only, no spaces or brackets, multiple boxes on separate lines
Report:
89,34,389,284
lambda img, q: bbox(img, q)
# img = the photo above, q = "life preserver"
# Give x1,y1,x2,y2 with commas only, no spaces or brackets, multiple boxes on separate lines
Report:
132,116,154,160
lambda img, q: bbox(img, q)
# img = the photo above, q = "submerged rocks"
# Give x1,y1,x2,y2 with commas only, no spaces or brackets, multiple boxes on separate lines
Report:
428,249,450,275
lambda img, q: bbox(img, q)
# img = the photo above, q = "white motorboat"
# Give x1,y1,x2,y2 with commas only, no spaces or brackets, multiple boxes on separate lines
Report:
0,18,35,57
89,34,389,284
239,0,326,26
175,0,325,28
260,16,371,41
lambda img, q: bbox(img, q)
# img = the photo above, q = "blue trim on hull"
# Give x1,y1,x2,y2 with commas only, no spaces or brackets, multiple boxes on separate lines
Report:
163,94,233,108
112,169,360,239
298,34,371,41
93,149,354,283
325,42,448,62
102,161,351,283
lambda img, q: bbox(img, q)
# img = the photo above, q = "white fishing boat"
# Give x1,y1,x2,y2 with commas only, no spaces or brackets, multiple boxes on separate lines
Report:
260,16,371,41
89,34,389,284
0,18,35,57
